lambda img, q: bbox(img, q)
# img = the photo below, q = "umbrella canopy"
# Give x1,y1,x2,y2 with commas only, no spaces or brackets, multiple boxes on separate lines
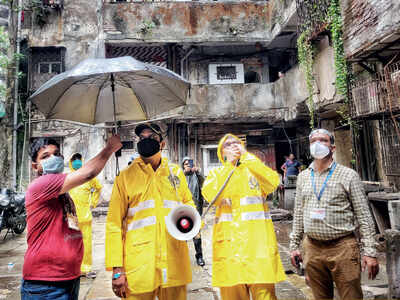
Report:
29,56,189,124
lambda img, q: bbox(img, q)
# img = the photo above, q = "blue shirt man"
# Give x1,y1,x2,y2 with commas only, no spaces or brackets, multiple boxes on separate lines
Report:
283,154,301,177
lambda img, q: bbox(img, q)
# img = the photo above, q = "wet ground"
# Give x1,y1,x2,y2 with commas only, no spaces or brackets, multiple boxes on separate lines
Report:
0,207,389,300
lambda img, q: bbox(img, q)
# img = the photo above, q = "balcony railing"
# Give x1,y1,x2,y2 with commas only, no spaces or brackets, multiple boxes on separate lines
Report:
380,119,400,177
383,61,400,113
350,62,400,118
351,79,384,117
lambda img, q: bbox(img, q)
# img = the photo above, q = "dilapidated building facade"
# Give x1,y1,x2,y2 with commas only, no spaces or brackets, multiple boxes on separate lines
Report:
17,0,400,192
343,0,400,189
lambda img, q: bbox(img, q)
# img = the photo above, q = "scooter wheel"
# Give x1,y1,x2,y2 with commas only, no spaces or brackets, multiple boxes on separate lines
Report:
13,217,26,234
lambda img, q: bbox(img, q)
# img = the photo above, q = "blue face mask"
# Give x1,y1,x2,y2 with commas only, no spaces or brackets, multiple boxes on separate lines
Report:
72,159,82,170
41,155,65,174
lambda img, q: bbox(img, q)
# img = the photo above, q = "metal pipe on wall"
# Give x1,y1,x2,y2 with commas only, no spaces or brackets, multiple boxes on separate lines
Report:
12,0,22,190
194,124,197,165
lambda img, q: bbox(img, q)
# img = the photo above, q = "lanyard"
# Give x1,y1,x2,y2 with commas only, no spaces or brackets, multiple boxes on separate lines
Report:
311,162,337,202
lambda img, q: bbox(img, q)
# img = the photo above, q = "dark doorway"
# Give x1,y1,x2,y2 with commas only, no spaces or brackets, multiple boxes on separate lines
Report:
244,71,261,83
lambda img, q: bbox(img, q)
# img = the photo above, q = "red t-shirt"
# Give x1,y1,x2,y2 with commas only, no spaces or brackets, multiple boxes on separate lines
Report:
23,173,83,281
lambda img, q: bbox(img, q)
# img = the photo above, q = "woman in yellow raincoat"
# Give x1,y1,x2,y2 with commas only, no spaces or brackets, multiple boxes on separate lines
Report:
202,134,286,300
69,153,102,278
105,123,196,300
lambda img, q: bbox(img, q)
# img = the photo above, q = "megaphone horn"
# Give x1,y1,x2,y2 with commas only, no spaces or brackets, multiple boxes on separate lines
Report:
166,205,201,241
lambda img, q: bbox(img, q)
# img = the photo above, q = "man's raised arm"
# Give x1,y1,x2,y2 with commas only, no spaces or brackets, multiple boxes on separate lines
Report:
60,135,122,195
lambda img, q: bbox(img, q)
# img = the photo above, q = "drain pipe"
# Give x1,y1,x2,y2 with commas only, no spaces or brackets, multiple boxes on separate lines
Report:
180,47,195,80
12,0,22,190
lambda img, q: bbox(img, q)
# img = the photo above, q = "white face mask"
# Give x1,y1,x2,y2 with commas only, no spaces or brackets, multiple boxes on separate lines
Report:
310,142,330,159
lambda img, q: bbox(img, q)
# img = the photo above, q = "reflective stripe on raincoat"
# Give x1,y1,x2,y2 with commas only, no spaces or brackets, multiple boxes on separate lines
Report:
68,154,102,223
202,134,286,287
105,157,195,294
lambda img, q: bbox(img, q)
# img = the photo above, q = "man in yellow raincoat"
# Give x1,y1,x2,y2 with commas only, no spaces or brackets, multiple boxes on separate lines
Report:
69,153,102,279
105,123,196,300
202,134,286,300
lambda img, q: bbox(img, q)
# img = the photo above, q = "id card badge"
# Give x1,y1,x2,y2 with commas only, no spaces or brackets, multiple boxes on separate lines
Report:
310,208,326,220
67,213,80,231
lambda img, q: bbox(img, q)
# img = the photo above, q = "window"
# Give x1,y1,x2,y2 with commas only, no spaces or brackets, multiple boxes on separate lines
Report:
217,66,237,80
38,62,62,74
209,148,219,164
201,145,220,176
209,63,244,84
29,47,66,92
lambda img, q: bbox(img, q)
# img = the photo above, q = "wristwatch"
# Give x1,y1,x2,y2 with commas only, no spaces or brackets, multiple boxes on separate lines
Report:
112,272,123,280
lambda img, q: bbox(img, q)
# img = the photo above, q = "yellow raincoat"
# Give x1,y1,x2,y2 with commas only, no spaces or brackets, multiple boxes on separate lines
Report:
105,157,195,295
202,134,286,287
68,155,102,273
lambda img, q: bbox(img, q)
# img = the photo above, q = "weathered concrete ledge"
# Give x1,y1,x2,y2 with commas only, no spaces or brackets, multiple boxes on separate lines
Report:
104,2,273,44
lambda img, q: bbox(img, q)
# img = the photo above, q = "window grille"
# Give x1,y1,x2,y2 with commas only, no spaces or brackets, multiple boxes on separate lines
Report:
217,66,237,80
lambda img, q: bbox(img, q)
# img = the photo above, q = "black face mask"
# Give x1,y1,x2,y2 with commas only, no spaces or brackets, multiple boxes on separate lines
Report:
137,138,160,158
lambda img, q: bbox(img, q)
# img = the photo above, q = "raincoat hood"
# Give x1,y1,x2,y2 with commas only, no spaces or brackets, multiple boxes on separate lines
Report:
217,133,245,165
69,153,84,171
181,156,191,167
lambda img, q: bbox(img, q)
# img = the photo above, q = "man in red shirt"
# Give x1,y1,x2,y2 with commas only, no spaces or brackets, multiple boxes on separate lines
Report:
21,135,121,300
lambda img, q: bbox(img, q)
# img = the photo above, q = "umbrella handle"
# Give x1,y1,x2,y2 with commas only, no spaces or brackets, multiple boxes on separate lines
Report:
115,155,120,176
110,73,120,175
110,125,121,176
112,124,122,158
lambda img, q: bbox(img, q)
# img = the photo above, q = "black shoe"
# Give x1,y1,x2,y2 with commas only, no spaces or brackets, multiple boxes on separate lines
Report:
196,256,205,267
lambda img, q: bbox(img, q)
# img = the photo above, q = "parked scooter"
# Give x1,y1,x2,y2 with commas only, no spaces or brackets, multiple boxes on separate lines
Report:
0,188,26,239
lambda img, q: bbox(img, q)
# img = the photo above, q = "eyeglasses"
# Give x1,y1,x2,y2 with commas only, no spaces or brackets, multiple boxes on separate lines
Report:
223,140,241,148
139,133,161,142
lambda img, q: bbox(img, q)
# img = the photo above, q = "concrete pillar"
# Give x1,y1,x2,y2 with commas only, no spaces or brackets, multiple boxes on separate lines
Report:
385,229,400,299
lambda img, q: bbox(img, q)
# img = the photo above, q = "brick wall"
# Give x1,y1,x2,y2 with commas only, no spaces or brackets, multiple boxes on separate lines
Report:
341,0,400,59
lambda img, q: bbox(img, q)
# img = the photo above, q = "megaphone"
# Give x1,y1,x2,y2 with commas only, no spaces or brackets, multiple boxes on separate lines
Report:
165,205,201,241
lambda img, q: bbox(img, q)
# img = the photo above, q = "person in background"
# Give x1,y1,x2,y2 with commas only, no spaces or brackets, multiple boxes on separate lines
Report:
106,123,196,300
181,156,205,267
202,133,286,300
289,128,379,300
280,156,289,183
281,153,301,185
69,153,103,279
21,135,121,300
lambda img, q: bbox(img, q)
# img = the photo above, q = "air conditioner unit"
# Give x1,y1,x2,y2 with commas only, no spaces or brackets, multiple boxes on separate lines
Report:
209,63,244,85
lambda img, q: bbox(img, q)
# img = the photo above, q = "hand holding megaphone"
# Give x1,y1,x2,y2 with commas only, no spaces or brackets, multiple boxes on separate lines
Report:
165,205,201,241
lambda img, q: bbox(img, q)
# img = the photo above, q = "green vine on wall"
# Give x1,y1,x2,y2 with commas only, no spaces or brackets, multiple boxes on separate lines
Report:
297,0,350,128
329,0,354,127
329,0,347,101
297,29,315,129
